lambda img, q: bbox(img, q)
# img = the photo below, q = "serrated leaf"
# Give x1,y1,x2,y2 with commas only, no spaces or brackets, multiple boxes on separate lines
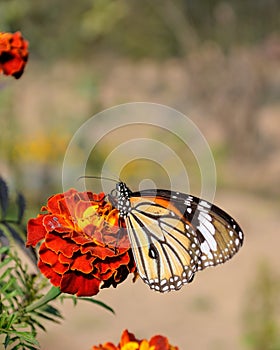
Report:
16,193,25,224
78,297,115,314
0,178,9,220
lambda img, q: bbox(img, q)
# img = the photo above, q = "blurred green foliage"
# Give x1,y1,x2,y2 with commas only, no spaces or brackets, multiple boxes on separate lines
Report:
0,0,279,59
0,1,279,203
242,263,280,350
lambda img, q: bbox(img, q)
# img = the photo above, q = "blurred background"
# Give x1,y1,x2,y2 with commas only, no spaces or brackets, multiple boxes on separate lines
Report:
0,1,280,349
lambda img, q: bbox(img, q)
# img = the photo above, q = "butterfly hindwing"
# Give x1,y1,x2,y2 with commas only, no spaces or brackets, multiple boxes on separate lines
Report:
123,197,198,292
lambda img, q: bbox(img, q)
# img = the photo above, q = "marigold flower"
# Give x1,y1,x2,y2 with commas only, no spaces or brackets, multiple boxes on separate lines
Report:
0,31,28,79
26,189,136,296
92,329,179,350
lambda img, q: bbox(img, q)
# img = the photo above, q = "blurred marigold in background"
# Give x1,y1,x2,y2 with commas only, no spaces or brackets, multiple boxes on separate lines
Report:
92,329,179,350
26,189,136,296
0,31,28,79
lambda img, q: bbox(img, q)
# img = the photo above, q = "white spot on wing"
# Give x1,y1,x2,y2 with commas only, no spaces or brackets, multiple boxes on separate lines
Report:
200,200,211,209
197,212,217,251
201,241,213,259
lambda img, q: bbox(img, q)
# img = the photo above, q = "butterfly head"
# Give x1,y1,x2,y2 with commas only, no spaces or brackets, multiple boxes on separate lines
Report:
109,182,132,218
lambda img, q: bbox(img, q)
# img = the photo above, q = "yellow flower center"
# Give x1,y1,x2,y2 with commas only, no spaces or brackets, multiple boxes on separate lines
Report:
77,205,103,230
122,342,140,350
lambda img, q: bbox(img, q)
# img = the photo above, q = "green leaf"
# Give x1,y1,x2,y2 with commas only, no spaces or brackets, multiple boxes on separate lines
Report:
78,297,115,314
32,310,61,324
0,228,9,249
0,245,9,255
24,246,38,267
3,289,21,300
26,286,61,312
1,276,17,293
0,256,13,269
16,193,25,224
29,316,46,332
39,304,63,318
4,334,11,347
11,330,40,347
2,223,37,266
6,313,17,329
3,223,25,248
0,178,9,220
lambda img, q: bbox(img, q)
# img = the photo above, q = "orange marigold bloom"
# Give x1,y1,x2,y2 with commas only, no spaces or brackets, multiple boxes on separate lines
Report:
26,189,136,296
0,31,28,79
92,330,179,350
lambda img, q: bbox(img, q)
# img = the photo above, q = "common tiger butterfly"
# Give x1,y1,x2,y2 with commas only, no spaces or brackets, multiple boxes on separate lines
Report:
106,181,244,293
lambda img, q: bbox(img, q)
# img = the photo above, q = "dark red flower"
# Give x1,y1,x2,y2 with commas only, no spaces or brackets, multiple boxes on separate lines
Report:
26,189,136,297
0,31,29,79
92,329,179,350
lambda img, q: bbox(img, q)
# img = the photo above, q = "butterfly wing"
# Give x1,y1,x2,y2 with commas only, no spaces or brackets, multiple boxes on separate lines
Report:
123,189,243,292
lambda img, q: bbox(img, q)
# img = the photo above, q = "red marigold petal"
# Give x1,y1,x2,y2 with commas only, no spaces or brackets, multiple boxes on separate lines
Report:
26,215,47,247
98,252,130,275
79,191,105,203
46,189,78,214
149,335,170,350
43,214,72,233
1,55,23,76
0,32,28,79
81,245,116,260
110,265,129,284
60,271,101,296
99,268,115,281
38,260,62,287
0,34,11,51
71,231,92,245
75,200,96,218
105,209,119,227
39,242,59,265
58,254,72,265
120,330,138,346
83,224,102,240
90,229,105,245
39,243,69,274
11,32,25,48
45,232,79,257
58,190,89,217
92,343,117,350
70,254,95,274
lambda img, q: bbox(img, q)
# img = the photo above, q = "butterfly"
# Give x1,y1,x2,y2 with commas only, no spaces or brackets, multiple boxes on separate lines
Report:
107,181,244,293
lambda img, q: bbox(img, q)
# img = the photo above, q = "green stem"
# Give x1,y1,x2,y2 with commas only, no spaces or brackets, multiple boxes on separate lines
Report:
26,286,61,312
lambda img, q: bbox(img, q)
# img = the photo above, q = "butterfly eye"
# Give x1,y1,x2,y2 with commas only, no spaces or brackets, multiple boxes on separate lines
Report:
148,244,158,260
110,188,118,198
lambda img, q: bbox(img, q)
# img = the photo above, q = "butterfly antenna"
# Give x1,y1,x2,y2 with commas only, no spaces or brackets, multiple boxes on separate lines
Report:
77,175,119,183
